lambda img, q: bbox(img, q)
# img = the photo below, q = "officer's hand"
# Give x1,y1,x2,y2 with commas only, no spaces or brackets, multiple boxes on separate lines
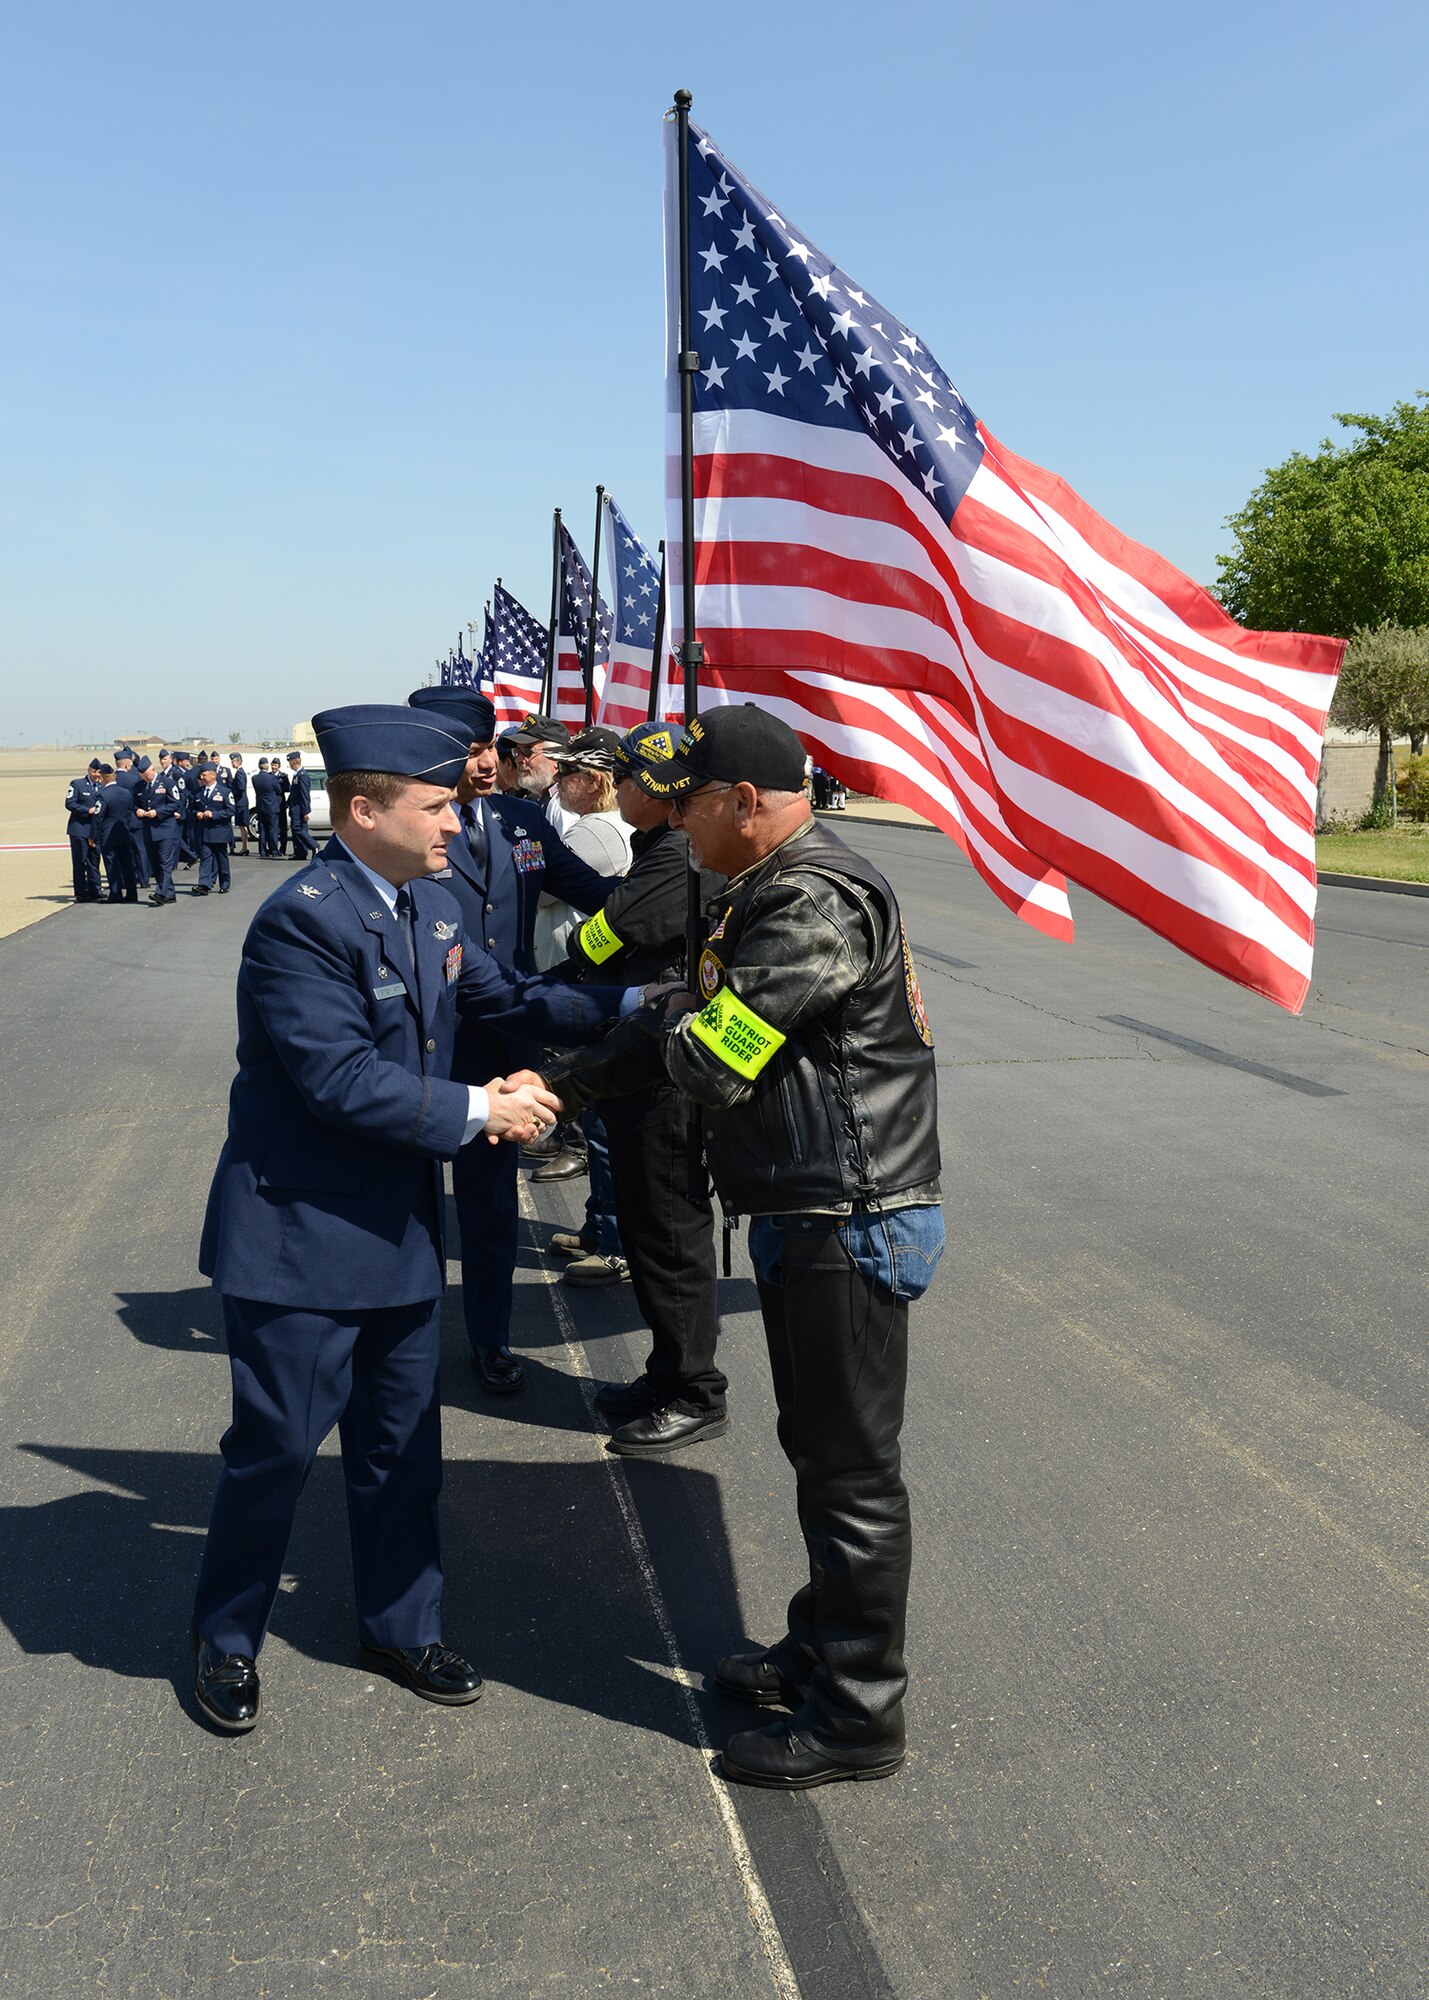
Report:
483,1078,561,1146
498,1067,552,1094
640,980,686,1005
651,987,699,1023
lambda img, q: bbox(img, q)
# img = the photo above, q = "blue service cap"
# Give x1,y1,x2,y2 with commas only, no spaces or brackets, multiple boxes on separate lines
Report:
197,761,217,775
136,755,152,772
98,762,114,775
407,684,496,744
311,704,471,787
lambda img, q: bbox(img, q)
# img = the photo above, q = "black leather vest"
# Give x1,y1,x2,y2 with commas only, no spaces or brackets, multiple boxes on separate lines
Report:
701,823,940,1215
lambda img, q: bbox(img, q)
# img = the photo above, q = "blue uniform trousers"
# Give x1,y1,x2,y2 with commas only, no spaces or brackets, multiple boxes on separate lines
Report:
450,1136,520,1352
199,843,231,891
69,834,101,900
101,832,138,900
289,812,318,861
150,823,180,899
256,808,280,856
193,1294,444,1658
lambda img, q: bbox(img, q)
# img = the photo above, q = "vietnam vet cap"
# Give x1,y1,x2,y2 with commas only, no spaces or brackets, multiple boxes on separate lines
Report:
311,703,471,787
634,704,808,799
613,721,682,780
551,725,621,773
505,713,570,751
407,684,497,744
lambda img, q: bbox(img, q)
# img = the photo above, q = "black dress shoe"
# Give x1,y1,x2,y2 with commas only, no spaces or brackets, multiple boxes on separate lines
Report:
530,1146,587,1182
360,1642,484,1705
192,884,209,896
471,1344,524,1395
193,1634,260,1733
606,1403,728,1457
720,1719,905,1789
715,1649,807,1708
593,1374,661,1419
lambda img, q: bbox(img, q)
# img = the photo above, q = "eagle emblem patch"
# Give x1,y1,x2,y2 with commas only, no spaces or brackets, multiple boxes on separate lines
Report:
698,947,723,1000
900,924,933,1047
299,883,322,899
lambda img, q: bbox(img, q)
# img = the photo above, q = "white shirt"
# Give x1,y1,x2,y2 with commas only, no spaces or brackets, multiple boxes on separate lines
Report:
336,838,489,1145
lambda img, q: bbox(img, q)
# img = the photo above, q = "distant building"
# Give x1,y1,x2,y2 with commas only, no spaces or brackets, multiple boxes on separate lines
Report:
290,720,318,751
112,732,174,755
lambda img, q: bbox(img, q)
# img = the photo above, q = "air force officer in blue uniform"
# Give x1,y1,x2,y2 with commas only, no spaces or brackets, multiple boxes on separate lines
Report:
191,704,633,1734
408,685,621,1394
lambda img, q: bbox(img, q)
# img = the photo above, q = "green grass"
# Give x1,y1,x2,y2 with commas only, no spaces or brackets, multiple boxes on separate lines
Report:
1316,829,1429,883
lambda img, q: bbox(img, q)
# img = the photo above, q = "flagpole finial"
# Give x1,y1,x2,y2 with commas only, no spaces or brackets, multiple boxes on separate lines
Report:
674,88,692,110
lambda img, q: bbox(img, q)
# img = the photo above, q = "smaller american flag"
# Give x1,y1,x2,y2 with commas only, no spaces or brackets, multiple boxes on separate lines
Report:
595,495,682,731
554,521,612,725
489,582,548,729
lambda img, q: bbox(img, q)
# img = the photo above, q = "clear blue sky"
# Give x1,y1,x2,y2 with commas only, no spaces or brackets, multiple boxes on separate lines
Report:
2,0,1425,745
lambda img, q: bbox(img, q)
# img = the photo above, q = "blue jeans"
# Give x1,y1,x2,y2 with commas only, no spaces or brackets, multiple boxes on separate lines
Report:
749,1203,944,1304
580,1109,622,1255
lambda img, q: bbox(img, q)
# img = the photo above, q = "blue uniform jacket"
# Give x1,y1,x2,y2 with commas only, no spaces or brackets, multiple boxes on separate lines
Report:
438,793,620,1083
229,767,249,811
288,769,312,822
95,781,136,845
143,771,186,823
65,775,102,837
252,770,282,816
194,782,235,844
199,844,626,1309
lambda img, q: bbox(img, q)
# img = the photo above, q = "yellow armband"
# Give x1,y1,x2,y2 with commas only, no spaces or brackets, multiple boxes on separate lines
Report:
688,989,786,1080
577,908,624,965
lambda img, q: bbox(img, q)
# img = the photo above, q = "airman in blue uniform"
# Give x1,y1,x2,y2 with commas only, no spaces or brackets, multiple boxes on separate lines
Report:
252,758,283,856
95,764,139,902
190,703,638,1733
192,763,235,895
287,751,317,861
407,685,623,1395
228,754,250,856
172,752,200,867
64,759,105,902
138,754,187,905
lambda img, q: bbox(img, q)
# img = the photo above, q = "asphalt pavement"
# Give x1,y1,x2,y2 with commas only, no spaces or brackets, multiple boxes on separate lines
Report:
1,833,1425,1999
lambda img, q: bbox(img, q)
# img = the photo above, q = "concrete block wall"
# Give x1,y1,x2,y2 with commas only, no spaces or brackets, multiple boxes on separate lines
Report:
1316,742,1381,827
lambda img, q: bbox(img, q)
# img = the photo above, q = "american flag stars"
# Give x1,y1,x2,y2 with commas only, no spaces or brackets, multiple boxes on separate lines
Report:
684,123,983,526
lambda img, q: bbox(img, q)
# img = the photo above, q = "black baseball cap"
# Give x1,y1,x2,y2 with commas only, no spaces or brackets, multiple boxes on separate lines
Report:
506,714,570,751
551,726,621,773
634,705,808,800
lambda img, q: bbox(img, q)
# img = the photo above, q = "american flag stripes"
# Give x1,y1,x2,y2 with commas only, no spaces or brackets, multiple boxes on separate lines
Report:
488,582,548,730
665,121,1344,1011
554,521,612,727
595,494,682,732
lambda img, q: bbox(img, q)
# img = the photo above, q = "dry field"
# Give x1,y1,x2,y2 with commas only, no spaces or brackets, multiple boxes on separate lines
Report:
0,752,89,941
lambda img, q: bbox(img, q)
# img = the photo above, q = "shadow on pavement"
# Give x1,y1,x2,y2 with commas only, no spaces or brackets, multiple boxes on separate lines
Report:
1,1442,746,1750
114,1287,224,1352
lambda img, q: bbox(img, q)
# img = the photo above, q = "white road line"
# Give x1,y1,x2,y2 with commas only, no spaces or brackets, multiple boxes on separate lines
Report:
517,1179,802,2000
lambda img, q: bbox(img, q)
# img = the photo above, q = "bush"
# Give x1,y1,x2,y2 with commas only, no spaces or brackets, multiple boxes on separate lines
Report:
1400,755,1429,822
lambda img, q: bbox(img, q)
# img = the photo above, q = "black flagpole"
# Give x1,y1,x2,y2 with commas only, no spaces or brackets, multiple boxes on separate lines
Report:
543,507,561,715
647,539,667,722
584,484,605,728
672,87,707,1204
673,89,702,729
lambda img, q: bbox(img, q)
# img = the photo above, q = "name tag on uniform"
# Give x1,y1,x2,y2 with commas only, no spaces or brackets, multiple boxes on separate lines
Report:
373,968,408,1000
511,837,544,875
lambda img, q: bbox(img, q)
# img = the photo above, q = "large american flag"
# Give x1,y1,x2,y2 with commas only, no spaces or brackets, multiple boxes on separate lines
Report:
488,582,548,730
554,521,612,727
666,123,1345,1011
595,493,683,732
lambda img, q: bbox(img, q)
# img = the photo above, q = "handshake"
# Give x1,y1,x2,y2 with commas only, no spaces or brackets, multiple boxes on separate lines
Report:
482,1071,559,1147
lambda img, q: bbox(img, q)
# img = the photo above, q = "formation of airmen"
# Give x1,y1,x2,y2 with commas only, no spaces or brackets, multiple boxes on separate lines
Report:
63,745,317,906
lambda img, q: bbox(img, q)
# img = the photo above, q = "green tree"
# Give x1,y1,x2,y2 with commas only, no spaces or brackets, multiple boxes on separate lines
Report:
1331,622,1429,810
1216,394,1429,636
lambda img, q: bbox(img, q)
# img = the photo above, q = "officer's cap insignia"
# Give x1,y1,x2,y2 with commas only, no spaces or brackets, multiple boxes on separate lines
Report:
434,920,457,940
370,910,383,921
299,883,322,899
